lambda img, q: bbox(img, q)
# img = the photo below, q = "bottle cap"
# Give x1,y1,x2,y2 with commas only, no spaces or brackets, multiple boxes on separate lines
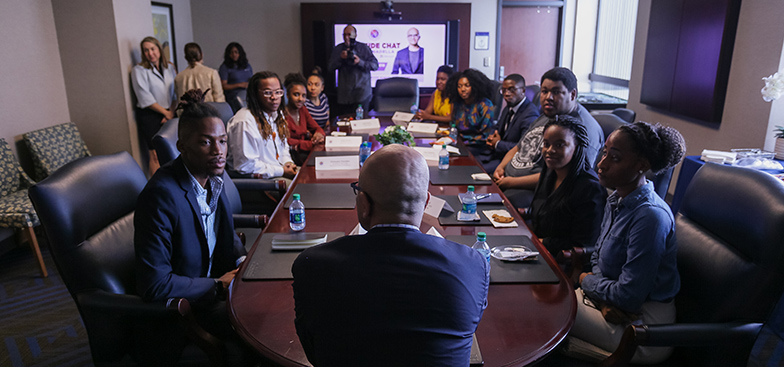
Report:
468,185,475,192
293,193,300,200
442,143,447,148
477,232,486,240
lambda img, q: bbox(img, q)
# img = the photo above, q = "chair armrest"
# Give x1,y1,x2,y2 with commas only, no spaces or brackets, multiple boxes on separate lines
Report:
232,178,286,194
233,214,268,228
75,289,225,366
599,322,763,367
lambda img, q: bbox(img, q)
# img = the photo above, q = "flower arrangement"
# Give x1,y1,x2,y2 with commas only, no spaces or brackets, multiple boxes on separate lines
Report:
375,125,415,146
761,71,784,102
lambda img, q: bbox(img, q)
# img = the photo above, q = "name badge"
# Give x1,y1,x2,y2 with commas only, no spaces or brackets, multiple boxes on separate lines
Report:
325,136,363,151
350,118,381,132
315,155,360,170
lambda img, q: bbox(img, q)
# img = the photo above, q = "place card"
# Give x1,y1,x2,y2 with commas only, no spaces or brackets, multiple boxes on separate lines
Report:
349,222,368,235
325,136,362,151
407,122,438,135
391,111,415,126
431,144,460,155
413,146,440,162
426,227,444,238
315,169,359,180
315,155,359,170
424,195,447,219
350,118,381,132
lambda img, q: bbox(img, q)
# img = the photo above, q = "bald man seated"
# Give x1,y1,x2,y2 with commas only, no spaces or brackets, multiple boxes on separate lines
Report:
292,144,489,367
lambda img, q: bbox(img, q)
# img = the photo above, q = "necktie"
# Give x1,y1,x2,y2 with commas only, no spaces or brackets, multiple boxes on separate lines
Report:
500,109,514,137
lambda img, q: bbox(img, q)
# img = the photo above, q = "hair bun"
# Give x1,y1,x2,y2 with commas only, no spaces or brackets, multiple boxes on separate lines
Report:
178,89,209,111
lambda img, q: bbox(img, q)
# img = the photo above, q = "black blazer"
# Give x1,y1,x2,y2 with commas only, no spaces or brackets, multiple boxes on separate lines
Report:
495,97,540,155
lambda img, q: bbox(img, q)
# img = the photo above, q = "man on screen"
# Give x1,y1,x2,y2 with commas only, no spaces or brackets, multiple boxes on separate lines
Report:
329,24,379,115
392,27,424,74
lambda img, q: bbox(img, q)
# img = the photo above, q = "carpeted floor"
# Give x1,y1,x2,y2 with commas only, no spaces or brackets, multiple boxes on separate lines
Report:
0,243,93,367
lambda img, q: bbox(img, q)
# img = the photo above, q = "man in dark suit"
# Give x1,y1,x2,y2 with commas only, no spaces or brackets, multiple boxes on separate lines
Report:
391,27,424,74
134,97,256,365
292,144,489,367
481,73,540,173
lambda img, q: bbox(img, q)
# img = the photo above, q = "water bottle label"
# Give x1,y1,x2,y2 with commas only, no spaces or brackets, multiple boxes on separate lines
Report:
290,212,304,224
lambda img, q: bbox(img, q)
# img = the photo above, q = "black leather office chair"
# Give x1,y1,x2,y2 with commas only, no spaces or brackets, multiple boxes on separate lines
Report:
28,152,225,366
491,79,504,120
372,77,419,113
206,102,234,127
525,84,541,108
600,163,784,367
152,117,285,215
611,108,636,123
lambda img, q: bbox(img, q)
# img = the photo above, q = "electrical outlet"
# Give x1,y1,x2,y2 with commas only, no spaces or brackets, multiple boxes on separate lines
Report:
483,57,490,67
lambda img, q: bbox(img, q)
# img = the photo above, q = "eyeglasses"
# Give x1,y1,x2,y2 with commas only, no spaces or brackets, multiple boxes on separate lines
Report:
500,87,521,94
262,89,284,98
350,181,362,195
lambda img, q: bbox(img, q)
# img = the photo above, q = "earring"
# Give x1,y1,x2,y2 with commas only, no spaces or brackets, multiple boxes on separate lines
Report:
638,170,644,174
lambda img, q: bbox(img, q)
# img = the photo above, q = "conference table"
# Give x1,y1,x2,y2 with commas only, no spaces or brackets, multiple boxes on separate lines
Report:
228,120,577,366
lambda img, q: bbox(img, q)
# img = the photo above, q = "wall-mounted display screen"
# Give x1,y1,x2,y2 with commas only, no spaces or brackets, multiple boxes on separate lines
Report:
333,23,447,88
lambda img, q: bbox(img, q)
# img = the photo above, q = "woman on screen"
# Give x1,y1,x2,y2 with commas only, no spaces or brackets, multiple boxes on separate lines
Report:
525,116,605,256
284,72,325,165
304,66,330,128
567,122,686,364
414,65,453,124
219,42,253,113
444,68,494,154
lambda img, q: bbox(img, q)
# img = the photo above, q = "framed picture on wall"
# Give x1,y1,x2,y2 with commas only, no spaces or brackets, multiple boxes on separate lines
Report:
151,2,177,69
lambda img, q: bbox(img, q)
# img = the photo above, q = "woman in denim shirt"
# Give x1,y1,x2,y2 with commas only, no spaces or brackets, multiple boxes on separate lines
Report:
565,122,686,364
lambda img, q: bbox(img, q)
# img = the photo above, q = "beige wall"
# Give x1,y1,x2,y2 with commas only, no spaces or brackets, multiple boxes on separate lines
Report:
191,0,499,78
0,0,70,161
628,0,784,194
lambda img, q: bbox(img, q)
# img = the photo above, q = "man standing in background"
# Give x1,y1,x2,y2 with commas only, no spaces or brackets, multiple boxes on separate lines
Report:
329,24,379,115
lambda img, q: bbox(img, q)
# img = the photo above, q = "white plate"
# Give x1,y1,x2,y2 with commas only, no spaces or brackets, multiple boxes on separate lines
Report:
490,245,538,261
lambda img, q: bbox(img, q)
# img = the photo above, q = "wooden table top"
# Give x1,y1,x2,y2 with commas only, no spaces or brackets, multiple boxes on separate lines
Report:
228,126,576,367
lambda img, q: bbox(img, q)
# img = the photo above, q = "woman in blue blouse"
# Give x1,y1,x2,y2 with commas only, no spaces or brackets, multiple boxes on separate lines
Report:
567,121,686,364
443,69,494,154
219,42,253,112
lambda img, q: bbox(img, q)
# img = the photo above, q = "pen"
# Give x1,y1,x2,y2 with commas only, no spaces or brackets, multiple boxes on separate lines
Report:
475,194,492,201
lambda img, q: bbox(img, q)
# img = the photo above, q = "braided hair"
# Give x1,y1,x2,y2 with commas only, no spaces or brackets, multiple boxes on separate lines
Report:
616,122,686,175
530,115,593,224
246,71,290,140
177,89,221,141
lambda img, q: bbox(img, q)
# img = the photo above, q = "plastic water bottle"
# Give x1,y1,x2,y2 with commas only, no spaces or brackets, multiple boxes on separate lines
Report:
462,185,477,214
449,123,458,141
410,104,418,114
438,144,450,170
289,193,306,231
472,232,491,263
359,142,371,167
355,104,364,120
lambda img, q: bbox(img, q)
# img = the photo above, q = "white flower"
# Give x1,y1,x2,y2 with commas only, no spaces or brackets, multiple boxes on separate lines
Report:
762,72,784,102
384,126,396,133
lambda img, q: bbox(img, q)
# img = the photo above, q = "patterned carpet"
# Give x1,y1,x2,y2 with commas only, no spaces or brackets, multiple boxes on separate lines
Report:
0,243,93,367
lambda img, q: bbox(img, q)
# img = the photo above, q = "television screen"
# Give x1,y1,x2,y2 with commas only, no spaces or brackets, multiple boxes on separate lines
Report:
333,23,447,89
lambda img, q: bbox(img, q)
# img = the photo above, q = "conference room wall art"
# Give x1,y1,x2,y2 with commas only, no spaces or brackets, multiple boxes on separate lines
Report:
640,0,742,123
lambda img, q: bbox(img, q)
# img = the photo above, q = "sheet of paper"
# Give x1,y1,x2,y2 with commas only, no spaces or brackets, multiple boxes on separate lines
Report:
315,155,359,171
325,136,362,151
424,195,447,218
426,227,444,238
406,122,438,134
330,131,347,136
315,169,359,180
431,144,460,154
350,118,381,132
482,209,519,228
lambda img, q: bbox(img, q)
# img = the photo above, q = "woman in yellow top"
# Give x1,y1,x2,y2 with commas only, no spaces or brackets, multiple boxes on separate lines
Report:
414,65,454,123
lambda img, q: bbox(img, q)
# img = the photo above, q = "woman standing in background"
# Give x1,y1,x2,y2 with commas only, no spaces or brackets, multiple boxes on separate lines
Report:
131,36,176,175
219,42,253,112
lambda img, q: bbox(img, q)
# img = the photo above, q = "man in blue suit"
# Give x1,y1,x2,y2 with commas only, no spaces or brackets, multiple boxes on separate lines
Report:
391,27,424,74
134,97,255,365
292,144,489,367
481,73,540,173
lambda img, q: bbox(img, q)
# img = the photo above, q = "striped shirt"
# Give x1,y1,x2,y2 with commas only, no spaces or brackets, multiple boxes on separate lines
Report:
305,93,330,128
